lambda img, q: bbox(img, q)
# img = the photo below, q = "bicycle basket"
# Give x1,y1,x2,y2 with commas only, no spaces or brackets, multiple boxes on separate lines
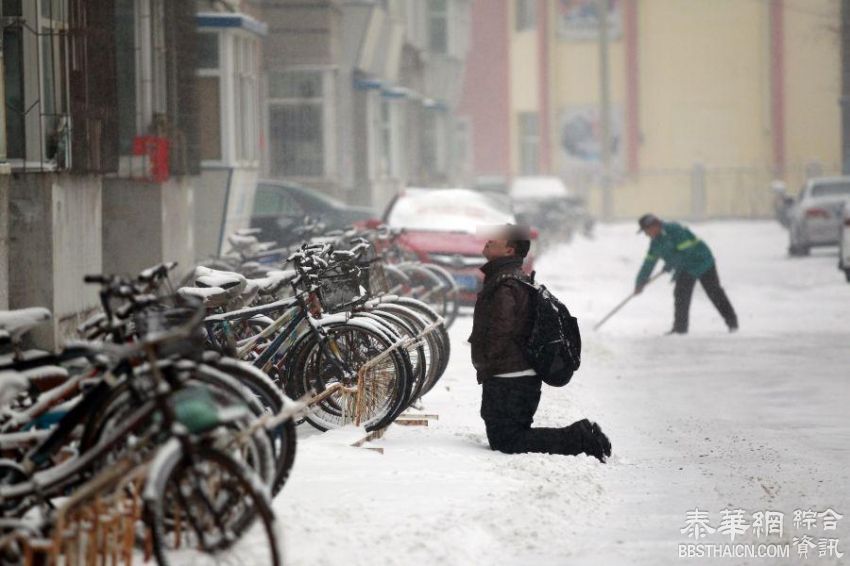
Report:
358,259,389,297
317,268,365,313
133,296,205,358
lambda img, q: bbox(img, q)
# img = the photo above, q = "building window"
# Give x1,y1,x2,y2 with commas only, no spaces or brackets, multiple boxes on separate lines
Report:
515,0,536,32
421,108,447,181
195,28,260,166
234,35,259,163
114,0,169,155
268,69,331,178
377,97,405,179
2,0,70,168
197,32,222,161
518,112,540,175
428,0,448,54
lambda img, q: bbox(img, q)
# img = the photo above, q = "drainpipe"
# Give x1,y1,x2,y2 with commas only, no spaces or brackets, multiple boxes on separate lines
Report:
0,39,7,163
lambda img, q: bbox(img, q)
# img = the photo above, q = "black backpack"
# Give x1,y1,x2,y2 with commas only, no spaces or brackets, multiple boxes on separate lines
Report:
498,272,582,387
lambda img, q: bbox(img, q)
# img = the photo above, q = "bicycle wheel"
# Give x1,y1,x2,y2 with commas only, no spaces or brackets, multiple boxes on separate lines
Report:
382,264,410,295
389,297,451,395
420,263,460,328
372,303,441,401
286,321,412,432
211,357,297,494
355,309,428,401
144,440,282,566
397,263,447,317
79,366,275,487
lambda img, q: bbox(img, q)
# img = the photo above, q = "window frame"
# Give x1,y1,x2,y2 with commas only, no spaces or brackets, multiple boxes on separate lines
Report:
197,28,262,169
515,0,537,32
427,0,449,55
196,29,224,164
518,111,540,175
3,0,72,170
265,66,337,180
377,95,405,180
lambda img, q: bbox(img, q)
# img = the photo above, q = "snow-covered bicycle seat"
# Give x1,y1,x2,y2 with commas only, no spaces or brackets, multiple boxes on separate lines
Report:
194,266,247,298
252,269,297,295
239,280,260,306
0,308,52,341
178,286,230,308
0,371,29,407
228,233,259,252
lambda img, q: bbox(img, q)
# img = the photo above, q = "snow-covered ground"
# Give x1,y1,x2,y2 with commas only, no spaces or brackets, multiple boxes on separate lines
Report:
273,220,849,565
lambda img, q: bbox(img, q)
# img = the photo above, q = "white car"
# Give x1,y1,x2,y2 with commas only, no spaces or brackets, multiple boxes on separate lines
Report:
788,176,850,256
839,202,850,282
509,176,594,242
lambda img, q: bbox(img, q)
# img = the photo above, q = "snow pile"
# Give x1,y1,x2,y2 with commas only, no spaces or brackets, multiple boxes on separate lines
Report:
167,221,850,566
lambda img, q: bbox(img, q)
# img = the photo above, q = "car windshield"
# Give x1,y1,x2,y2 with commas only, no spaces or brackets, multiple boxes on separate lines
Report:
811,182,850,198
386,189,515,233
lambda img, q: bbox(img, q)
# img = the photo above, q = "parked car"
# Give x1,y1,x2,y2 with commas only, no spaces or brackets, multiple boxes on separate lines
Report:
509,176,594,244
771,179,794,228
251,181,375,247
788,176,850,256
472,176,511,208
839,202,850,282
383,188,535,303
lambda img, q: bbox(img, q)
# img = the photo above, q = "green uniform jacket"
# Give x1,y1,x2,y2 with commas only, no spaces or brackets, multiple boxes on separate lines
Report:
635,222,715,286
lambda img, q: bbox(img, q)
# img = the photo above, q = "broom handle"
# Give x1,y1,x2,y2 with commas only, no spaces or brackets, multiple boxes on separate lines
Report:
593,271,665,331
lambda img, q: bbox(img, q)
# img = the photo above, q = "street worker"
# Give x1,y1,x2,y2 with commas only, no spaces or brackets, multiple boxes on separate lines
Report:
635,214,738,334
469,224,611,462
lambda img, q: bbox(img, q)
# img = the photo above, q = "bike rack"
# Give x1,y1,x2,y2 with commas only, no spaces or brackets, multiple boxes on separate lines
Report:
2,458,150,566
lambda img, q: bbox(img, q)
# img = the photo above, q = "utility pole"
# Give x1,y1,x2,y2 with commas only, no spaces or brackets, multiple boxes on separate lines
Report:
842,0,850,174
598,0,613,220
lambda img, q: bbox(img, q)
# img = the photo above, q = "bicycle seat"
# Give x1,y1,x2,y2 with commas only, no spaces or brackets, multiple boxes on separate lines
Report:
252,269,296,295
0,308,52,341
194,267,247,298
239,280,260,306
178,286,230,308
0,371,29,406
228,233,259,252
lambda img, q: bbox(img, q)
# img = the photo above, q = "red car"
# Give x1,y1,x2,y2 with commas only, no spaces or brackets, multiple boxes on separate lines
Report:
383,188,536,303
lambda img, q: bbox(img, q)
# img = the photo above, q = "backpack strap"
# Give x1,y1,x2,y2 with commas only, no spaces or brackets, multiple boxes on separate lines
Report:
481,272,535,298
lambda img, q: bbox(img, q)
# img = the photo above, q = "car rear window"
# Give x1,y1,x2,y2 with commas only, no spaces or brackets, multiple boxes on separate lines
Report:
811,182,850,198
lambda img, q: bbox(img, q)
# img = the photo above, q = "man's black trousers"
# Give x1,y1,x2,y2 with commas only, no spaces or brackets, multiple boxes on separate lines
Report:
673,265,738,333
480,376,586,455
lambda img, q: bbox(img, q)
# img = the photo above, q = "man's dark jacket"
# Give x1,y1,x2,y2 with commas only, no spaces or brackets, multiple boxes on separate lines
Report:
468,256,533,383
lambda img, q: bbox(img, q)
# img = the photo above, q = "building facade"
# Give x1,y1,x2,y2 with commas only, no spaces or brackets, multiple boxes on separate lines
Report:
0,0,202,347
193,1,267,260
461,0,842,220
259,0,471,211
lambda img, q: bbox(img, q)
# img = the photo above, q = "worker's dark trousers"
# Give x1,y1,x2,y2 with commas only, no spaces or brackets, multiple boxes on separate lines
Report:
480,376,587,455
673,266,738,333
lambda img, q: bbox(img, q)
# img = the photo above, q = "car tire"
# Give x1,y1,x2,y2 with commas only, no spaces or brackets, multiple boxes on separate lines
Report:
788,240,810,257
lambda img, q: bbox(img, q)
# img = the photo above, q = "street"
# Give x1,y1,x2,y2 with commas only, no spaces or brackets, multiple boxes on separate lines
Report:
272,220,850,566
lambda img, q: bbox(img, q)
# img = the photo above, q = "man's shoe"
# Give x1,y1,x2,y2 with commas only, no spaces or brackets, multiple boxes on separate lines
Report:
577,419,608,463
664,328,687,336
728,323,738,333
589,421,612,459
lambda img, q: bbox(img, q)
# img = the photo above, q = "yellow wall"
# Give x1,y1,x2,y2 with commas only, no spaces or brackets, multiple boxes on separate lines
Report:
509,6,541,174
505,0,843,219
783,0,842,193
